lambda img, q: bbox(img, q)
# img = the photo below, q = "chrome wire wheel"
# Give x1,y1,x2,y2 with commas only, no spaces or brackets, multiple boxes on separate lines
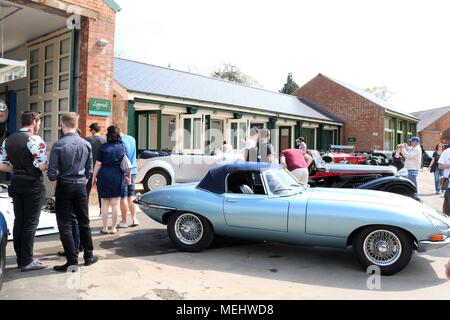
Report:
148,174,167,190
174,213,204,245
363,229,402,266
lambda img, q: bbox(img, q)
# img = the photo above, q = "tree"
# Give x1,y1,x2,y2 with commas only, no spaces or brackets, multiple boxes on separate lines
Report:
211,63,263,88
279,72,299,94
365,86,394,102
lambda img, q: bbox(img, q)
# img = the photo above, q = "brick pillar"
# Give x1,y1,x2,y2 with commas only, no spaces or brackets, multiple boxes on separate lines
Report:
78,8,116,137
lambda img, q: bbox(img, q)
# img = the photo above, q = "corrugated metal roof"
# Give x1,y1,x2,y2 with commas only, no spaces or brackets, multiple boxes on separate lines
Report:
114,58,342,124
321,74,418,121
411,106,450,131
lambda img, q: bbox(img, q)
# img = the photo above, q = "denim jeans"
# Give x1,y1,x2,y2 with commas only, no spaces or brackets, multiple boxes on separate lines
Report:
407,170,419,198
433,168,443,193
407,170,418,188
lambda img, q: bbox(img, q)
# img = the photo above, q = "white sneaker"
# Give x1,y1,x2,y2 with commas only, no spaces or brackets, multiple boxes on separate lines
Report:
130,218,140,227
117,222,129,228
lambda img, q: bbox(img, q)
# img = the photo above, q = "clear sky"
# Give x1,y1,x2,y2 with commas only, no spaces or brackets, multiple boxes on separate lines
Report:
115,0,450,113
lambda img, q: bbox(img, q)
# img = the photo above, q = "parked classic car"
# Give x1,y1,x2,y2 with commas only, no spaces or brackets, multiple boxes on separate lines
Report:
0,184,58,241
136,162,450,275
136,150,243,192
308,151,417,199
0,209,6,291
322,145,367,165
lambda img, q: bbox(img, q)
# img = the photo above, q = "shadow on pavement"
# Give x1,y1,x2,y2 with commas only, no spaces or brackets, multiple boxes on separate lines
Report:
96,226,447,292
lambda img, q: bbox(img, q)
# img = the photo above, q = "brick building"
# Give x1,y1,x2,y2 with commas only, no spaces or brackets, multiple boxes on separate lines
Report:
0,0,120,190
293,74,418,152
411,106,450,150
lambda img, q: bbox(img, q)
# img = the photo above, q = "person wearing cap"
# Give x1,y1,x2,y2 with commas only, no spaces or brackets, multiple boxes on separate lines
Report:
401,137,422,193
0,111,48,271
296,137,307,151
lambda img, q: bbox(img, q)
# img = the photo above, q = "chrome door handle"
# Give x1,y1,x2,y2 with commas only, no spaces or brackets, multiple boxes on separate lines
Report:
225,199,237,203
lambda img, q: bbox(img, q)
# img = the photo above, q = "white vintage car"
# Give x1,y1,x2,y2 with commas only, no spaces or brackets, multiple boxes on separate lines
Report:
0,184,58,240
136,151,243,192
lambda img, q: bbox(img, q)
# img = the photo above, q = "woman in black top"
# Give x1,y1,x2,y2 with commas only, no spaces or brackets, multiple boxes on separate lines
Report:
391,144,405,171
429,143,445,194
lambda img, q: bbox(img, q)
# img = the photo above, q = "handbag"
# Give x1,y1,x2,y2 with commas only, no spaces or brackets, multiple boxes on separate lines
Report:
120,145,132,174
440,175,449,190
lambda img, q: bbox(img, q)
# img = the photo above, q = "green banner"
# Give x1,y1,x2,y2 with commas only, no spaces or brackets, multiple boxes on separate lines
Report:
89,98,112,116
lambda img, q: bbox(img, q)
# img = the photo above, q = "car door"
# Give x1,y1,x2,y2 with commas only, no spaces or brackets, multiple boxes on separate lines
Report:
223,193,289,232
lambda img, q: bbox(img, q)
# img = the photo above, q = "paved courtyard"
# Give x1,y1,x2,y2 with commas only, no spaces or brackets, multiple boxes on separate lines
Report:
1,170,449,300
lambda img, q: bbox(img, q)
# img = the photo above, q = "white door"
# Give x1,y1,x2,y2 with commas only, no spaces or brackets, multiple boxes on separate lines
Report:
27,30,72,146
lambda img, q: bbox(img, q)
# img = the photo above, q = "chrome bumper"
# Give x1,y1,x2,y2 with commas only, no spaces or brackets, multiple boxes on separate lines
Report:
417,237,450,252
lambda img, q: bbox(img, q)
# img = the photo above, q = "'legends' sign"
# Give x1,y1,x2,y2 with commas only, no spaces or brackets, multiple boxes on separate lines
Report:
88,98,112,116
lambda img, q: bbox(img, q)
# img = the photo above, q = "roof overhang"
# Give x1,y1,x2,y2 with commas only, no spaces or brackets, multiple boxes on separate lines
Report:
384,110,418,122
9,0,100,19
127,90,344,126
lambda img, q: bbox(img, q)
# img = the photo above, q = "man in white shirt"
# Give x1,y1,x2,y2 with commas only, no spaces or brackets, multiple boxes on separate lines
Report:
296,137,307,151
401,137,422,193
438,145,450,214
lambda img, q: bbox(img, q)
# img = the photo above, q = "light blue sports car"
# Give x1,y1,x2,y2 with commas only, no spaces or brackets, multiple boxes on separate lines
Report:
136,162,450,275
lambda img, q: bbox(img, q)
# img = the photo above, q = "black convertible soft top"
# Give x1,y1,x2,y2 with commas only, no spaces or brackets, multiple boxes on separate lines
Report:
196,161,281,194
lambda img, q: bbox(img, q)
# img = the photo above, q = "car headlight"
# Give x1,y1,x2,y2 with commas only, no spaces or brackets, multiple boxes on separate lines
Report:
424,211,450,232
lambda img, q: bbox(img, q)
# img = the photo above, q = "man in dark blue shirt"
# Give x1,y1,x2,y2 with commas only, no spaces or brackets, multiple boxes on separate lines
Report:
48,112,98,272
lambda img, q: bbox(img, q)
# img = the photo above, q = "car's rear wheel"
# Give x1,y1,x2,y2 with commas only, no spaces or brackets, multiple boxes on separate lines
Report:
352,226,413,275
0,238,5,291
143,169,171,192
167,212,214,252
384,185,415,199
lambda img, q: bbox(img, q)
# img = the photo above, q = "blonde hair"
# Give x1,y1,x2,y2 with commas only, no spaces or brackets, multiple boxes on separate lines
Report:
60,112,79,129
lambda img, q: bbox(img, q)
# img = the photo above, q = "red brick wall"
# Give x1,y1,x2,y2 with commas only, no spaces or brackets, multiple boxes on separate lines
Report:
420,111,450,149
293,74,384,152
112,81,129,133
420,131,441,150
70,0,116,137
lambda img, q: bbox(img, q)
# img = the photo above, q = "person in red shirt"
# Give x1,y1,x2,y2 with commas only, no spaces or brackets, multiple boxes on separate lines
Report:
280,147,313,186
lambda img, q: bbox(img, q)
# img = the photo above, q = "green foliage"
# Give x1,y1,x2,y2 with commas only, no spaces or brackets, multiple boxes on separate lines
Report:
211,63,263,88
279,73,299,94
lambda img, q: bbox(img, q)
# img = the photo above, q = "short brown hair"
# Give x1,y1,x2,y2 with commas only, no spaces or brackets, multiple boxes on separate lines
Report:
60,112,79,129
21,111,42,127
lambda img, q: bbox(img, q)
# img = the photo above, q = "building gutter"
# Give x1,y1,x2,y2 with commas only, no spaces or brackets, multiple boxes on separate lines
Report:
128,91,344,127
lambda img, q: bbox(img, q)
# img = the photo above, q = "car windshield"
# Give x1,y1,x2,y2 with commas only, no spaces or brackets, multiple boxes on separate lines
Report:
263,168,303,196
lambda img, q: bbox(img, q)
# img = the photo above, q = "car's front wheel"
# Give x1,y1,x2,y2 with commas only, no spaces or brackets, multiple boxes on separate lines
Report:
167,212,214,252
143,169,171,192
352,226,413,275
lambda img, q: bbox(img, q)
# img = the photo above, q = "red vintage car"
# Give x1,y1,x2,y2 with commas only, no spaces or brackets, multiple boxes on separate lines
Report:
308,150,418,200
322,145,367,165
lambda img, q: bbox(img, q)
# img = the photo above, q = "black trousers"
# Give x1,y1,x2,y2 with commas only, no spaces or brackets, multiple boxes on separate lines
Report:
8,177,45,266
55,182,94,264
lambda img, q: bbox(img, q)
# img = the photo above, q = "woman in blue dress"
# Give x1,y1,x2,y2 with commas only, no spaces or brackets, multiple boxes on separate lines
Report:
92,125,129,234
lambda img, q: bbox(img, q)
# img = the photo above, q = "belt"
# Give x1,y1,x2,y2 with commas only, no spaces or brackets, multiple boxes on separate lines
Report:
58,179,86,185
13,175,43,182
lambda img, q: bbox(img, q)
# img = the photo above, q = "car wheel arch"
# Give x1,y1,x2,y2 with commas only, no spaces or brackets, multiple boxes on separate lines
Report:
346,224,418,250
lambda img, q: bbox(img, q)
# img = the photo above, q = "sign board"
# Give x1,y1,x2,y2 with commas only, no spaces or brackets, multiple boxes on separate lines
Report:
88,98,112,116
347,137,356,144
